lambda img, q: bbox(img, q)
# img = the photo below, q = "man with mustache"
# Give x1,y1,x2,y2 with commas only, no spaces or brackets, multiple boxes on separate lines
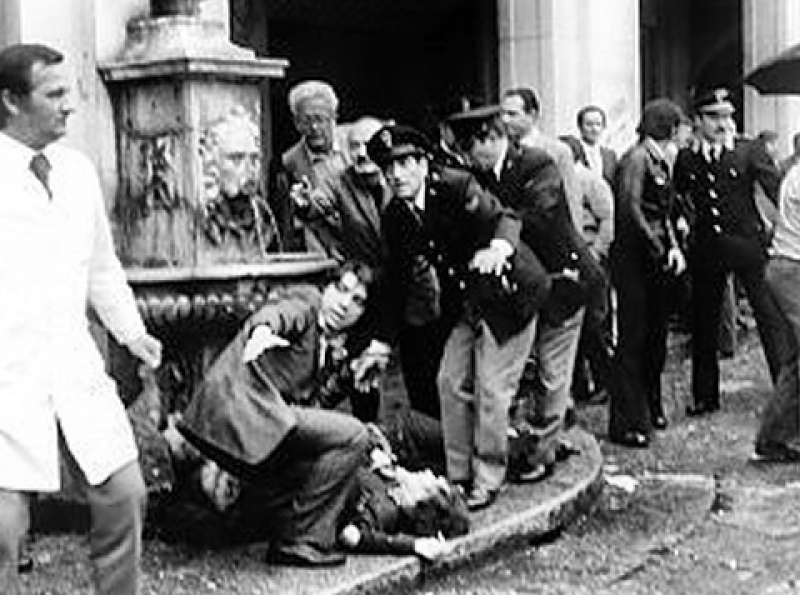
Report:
673,88,789,419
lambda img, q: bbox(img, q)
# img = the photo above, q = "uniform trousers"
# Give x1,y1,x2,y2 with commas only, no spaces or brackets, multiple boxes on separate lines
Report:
758,257,800,447
397,319,453,419
690,248,788,409
609,239,675,436
0,434,145,595
438,315,537,492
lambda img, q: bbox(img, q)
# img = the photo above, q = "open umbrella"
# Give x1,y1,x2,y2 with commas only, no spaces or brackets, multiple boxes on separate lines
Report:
745,41,800,94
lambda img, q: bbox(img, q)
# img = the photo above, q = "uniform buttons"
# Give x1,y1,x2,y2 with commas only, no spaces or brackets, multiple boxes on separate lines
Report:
730,168,738,178
458,280,466,290
428,240,436,249
709,189,718,199
569,252,579,261
707,172,715,182
710,207,720,217
713,224,722,234
447,267,455,276
689,173,696,181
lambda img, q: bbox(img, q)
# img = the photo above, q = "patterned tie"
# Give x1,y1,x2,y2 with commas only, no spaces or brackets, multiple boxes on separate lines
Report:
29,153,52,198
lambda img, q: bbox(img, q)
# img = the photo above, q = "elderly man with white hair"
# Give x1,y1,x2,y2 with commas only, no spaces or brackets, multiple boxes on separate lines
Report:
269,79,348,251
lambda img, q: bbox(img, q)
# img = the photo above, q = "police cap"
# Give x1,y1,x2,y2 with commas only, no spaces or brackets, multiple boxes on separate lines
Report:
446,105,504,148
366,124,433,168
693,87,735,116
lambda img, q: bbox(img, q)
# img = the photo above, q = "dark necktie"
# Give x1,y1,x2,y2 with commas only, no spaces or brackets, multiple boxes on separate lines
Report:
29,153,52,199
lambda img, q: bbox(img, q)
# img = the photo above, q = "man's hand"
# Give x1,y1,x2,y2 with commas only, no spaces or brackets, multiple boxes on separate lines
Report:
413,533,453,561
469,239,514,276
289,176,313,210
664,246,687,276
243,325,290,363
351,340,391,393
127,334,162,369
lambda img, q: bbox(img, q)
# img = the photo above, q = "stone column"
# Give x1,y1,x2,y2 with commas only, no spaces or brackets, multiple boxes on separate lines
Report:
742,0,800,153
497,0,640,154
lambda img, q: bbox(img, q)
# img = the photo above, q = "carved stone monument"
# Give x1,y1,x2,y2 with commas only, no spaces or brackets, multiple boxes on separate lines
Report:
98,0,334,420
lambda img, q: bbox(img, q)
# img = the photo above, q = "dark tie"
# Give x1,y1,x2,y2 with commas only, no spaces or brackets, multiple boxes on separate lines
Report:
29,153,52,198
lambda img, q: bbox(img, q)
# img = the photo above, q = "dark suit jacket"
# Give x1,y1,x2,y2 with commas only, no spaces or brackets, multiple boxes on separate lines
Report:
481,144,603,324
673,139,781,270
378,165,549,346
310,166,388,267
560,135,618,186
179,286,325,477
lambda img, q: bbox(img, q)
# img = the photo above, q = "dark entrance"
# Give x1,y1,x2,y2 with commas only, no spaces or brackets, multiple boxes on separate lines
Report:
232,0,497,155
640,0,743,127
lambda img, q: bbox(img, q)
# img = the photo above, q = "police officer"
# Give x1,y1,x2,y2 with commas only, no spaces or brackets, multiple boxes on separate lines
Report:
673,88,789,416
360,125,549,511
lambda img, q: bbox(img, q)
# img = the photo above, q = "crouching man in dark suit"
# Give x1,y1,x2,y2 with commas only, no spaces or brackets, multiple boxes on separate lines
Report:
358,125,550,511
178,262,378,567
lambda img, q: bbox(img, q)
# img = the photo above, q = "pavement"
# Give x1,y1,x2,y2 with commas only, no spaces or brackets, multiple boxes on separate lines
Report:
25,422,603,594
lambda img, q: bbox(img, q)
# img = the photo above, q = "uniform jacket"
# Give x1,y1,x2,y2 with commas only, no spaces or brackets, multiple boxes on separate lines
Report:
614,139,676,259
0,134,145,491
481,144,604,324
179,286,337,477
673,139,781,270
307,166,389,267
378,165,549,346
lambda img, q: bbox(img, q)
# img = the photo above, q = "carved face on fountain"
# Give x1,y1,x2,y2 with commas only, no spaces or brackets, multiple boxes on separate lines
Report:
199,107,273,252
202,109,261,202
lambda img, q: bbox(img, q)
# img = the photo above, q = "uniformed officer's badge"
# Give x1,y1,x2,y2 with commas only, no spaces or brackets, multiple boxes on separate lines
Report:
380,129,392,149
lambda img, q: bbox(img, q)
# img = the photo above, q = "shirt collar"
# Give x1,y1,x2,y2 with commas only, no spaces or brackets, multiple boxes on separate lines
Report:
0,131,42,169
644,137,667,163
492,138,509,180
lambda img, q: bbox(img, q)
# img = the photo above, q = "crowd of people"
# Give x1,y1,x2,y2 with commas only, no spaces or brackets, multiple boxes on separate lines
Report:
2,39,800,594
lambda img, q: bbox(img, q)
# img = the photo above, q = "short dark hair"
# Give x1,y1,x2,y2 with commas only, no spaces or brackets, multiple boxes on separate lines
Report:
577,105,606,128
637,98,683,142
330,260,376,295
408,480,470,538
503,87,539,114
0,43,63,126
449,113,507,153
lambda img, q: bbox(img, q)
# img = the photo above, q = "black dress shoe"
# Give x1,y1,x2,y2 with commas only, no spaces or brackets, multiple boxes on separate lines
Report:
466,486,497,511
652,415,668,430
685,402,720,417
267,543,346,567
609,430,649,448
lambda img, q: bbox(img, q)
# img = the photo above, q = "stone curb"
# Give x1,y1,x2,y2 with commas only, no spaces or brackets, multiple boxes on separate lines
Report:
321,426,604,595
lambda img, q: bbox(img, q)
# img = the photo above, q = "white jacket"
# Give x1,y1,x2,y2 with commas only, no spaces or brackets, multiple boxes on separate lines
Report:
0,133,145,491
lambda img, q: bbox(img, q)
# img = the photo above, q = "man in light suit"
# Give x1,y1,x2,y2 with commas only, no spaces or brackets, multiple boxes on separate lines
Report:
0,43,162,594
179,262,373,566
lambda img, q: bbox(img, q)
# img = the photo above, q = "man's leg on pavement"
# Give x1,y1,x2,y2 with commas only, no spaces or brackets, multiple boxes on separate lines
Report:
757,258,800,448
0,490,29,594
437,320,479,485
534,308,585,423
472,316,537,492
275,407,368,552
690,263,726,409
83,461,146,595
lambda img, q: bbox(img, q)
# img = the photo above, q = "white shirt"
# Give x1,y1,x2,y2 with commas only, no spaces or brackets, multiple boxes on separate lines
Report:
0,132,145,490
771,162,800,261
580,138,603,176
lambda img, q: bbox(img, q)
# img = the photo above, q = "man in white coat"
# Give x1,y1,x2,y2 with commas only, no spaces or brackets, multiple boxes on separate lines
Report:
0,44,162,594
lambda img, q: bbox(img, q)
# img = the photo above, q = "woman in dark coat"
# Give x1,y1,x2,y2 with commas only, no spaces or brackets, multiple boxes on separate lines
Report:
608,99,686,447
